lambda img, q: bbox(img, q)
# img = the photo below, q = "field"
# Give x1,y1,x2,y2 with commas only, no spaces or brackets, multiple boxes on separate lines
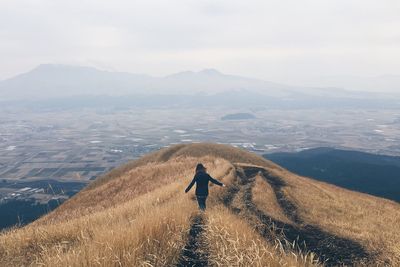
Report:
0,143,399,266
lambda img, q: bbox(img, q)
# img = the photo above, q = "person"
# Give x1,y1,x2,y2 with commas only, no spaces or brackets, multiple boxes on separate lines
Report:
185,163,225,210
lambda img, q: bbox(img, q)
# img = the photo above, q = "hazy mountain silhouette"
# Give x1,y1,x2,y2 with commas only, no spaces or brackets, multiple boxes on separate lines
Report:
161,68,289,96
0,64,293,100
1,65,399,110
0,64,153,100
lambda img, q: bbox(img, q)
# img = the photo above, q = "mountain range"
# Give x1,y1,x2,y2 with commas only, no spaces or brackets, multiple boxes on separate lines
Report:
1,64,400,110
0,64,396,101
0,64,291,100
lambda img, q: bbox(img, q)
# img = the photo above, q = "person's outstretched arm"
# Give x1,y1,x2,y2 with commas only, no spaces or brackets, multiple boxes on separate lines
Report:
185,176,196,193
208,174,224,187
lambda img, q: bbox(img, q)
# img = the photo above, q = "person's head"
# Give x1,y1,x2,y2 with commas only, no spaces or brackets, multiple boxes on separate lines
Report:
195,163,206,173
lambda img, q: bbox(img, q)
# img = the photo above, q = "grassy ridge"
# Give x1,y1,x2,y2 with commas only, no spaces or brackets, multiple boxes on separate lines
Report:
0,143,399,266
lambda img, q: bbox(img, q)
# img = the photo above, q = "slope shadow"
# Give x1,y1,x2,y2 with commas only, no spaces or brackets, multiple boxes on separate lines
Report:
176,214,208,267
224,166,372,266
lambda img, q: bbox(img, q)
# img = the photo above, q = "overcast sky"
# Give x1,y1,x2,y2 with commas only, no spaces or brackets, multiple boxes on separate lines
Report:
1,0,399,85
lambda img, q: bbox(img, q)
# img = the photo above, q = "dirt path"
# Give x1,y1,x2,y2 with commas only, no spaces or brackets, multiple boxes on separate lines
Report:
176,214,208,267
222,165,372,266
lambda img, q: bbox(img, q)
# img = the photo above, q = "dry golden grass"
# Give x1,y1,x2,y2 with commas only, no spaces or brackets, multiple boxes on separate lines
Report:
0,143,399,266
89,143,282,190
266,167,400,265
204,205,320,267
0,182,194,266
40,156,223,224
252,175,290,223
0,155,235,266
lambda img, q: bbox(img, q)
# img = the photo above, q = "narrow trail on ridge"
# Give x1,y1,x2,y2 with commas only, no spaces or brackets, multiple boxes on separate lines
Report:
176,214,208,267
221,164,373,266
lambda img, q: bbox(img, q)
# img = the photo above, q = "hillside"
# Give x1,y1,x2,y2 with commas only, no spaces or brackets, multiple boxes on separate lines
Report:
265,147,400,202
0,143,399,266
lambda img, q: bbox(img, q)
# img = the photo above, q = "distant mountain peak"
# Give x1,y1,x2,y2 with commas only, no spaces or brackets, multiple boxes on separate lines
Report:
166,68,223,79
198,68,222,75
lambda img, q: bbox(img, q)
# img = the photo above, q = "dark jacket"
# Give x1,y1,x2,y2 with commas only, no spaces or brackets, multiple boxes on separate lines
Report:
185,171,223,196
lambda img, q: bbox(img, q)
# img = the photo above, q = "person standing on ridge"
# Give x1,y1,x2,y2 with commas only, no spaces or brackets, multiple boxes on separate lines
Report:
185,163,225,210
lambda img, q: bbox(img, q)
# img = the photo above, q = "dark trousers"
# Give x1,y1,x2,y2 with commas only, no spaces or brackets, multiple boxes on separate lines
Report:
196,195,207,210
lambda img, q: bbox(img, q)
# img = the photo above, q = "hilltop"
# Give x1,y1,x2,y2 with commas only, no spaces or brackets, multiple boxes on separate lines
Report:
221,112,256,120
0,143,399,266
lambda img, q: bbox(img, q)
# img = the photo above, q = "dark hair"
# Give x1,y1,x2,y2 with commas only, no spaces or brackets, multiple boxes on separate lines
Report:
195,163,206,172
